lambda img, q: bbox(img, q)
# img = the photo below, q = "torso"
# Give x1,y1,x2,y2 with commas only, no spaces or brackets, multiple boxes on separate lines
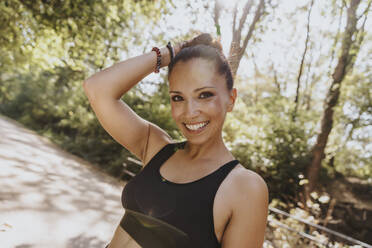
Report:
156,143,245,243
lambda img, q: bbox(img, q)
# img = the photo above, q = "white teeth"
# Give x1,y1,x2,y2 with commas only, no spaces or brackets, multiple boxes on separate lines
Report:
185,121,209,131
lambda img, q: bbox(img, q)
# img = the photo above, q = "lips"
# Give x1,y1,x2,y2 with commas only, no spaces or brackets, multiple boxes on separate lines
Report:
183,121,210,132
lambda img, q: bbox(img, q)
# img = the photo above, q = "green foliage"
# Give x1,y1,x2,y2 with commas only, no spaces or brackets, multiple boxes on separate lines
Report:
1,0,370,207
0,0,170,178
226,95,315,201
126,80,183,141
265,200,356,248
325,68,372,179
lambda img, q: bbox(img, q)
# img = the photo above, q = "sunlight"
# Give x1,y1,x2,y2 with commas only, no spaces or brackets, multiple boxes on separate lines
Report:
217,0,244,9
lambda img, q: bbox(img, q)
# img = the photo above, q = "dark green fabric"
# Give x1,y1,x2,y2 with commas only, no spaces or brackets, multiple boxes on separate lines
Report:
120,208,191,248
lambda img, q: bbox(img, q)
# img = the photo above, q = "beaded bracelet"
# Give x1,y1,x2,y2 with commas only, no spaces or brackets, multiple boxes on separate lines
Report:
151,47,161,73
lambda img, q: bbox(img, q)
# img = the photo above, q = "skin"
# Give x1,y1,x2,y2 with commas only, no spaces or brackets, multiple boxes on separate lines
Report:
163,58,269,247
83,42,268,247
168,58,236,160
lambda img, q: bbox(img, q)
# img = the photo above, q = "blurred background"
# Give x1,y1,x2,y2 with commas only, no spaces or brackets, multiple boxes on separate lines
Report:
0,0,371,247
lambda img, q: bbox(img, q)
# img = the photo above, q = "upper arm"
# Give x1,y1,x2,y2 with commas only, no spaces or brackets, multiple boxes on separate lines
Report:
107,223,141,248
83,83,172,162
221,170,269,248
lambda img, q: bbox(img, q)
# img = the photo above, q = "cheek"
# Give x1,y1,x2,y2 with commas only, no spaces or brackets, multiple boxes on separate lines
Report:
170,103,181,120
170,98,226,121
205,98,226,117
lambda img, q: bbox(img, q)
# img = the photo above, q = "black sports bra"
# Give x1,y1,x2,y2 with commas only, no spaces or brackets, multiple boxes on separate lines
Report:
120,141,239,248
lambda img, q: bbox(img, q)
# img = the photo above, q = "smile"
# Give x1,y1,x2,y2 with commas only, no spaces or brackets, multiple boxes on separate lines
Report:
183,121,210,132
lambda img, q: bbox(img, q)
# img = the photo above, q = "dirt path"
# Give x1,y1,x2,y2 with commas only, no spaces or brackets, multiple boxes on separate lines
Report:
0,115,127,248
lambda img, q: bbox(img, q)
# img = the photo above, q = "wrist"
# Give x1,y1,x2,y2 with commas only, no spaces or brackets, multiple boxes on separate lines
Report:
151,42,181,72
160,47,171,68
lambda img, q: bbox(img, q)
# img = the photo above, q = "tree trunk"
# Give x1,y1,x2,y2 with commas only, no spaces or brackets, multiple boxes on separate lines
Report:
304,0,363,199
223,0,266,79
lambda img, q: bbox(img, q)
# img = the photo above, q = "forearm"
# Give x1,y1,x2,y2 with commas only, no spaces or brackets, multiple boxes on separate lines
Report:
83,45,174,100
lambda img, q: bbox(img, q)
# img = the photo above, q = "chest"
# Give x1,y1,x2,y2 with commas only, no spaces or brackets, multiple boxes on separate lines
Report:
122,156,240,246
158,160,240,243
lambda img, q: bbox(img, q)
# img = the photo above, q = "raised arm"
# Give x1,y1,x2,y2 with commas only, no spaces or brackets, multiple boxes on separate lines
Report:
83,43,181,164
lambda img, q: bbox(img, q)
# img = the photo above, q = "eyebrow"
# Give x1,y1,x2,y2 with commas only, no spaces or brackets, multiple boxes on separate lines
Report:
169,86,216,94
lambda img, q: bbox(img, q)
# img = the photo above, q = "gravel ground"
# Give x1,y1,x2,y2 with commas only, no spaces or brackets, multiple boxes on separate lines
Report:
0,115,127,248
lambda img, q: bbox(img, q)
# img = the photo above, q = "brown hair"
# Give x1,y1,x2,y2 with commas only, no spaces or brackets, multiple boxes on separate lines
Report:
168,33,234,91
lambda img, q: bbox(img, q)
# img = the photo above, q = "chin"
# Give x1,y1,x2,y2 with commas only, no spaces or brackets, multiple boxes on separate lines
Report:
179,124,215,145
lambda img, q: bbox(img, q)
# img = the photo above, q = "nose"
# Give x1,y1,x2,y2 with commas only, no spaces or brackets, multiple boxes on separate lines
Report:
184,100,200,119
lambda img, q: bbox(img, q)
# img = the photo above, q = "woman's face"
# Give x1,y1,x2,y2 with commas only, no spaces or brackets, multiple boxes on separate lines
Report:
168,58,236,144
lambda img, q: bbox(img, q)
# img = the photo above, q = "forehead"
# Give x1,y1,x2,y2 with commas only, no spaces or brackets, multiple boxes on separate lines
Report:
169,58,226,92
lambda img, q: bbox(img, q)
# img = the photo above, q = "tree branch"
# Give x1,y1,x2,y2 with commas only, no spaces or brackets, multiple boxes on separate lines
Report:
328,1,345,77
293,0,314,119
228,0,267,78
357,0,371,20
241,0,265,56
271,60,281,93
232,2,238,34
237,0,254,40
214,1,222,36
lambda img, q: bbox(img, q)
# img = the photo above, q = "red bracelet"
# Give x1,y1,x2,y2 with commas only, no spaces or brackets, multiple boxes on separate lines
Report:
151,47,161,73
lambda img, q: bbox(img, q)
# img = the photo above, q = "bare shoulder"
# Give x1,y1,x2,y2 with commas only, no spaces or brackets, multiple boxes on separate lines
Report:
226,164,269,210
141,121,174,166
220,165,269,247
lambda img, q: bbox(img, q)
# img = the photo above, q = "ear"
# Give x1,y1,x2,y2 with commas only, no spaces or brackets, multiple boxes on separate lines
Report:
227,88,237,112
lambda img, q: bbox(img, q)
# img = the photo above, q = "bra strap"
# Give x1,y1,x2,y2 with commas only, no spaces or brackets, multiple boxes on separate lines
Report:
145,141,185,168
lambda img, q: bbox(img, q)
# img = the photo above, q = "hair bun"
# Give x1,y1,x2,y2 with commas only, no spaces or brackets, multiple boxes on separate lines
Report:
182,33,223,53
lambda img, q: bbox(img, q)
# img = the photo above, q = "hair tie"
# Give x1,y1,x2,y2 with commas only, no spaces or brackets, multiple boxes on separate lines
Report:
166,41,174,63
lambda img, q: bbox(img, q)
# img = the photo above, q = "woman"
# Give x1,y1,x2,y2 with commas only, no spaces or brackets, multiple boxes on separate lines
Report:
83,33,269,248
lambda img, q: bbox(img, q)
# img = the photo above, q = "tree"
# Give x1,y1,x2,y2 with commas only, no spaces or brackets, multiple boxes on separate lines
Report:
304,0,369,199
213,0,267,78
0,0,171,176
293,0,314,120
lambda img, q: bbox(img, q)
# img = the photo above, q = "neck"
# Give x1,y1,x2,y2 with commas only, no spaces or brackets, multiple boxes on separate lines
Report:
183,134,232,162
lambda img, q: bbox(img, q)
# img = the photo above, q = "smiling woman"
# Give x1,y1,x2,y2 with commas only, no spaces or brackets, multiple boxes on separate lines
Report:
167,40,235,147
83,33,268,248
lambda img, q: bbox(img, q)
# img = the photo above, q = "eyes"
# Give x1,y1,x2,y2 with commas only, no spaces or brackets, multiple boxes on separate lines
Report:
171,91,214,102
